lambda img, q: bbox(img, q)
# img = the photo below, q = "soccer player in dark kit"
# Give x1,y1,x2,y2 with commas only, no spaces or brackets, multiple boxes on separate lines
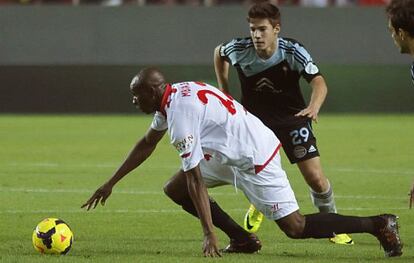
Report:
385,0,414,207
387,0,414,84
214,1,353,245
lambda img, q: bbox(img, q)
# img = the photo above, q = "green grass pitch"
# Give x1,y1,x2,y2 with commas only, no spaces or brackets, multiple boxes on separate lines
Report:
0,114,413,262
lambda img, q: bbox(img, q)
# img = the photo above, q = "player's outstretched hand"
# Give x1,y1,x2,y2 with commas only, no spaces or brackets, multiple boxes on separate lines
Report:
202,232,221,257
81,183,113,211
295,106,319,123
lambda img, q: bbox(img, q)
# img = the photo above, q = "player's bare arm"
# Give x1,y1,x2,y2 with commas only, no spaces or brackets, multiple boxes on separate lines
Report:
185,165,221,257
295,75,328,122
410,182,414,209
214,45,231,94
81,128,166,210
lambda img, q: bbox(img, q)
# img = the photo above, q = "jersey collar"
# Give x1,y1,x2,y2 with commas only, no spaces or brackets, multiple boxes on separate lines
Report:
159,83,177,117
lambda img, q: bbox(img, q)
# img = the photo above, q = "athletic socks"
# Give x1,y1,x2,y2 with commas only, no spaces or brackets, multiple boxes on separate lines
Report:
179,196,250,241
301,213,385,238
310,182,337,213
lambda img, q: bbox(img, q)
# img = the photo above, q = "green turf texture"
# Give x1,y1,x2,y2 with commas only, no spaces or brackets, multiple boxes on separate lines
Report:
0,114,413,262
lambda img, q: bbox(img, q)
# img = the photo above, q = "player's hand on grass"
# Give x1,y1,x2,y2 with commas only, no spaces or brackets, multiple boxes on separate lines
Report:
202,232,221,257
295,106,319,123
81,183,113,211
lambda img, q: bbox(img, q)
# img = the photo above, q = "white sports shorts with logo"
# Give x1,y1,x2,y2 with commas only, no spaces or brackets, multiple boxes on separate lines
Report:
199,153,299,221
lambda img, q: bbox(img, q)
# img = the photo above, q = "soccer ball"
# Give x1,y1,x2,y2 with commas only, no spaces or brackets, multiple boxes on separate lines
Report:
32,218,73,255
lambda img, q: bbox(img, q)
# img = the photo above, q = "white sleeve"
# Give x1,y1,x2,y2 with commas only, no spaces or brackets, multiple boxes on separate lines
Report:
168,111,204,172
150,111,168,131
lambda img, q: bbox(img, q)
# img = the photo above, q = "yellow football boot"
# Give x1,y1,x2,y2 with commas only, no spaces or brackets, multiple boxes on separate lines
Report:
243,204,264,233
329,233,354,245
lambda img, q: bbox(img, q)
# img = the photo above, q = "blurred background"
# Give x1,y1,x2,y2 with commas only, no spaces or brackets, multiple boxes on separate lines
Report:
0,0,412,113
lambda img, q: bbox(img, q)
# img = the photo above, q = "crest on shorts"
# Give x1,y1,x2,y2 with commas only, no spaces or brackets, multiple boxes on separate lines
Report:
270,203,280,213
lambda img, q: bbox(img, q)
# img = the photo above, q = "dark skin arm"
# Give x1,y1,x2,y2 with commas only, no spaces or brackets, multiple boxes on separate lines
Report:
81,127,167,210
185,165,221,257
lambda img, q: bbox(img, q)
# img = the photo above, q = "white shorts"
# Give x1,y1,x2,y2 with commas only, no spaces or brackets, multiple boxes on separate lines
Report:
199,153,299,221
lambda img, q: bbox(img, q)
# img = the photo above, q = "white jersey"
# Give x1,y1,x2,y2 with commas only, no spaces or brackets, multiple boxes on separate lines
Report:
151,81,280,172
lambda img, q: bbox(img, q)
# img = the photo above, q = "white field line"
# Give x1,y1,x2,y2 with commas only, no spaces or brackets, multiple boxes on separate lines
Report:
6,162,121,168
3,162,414,176
0,187,408,200
0,207,409,214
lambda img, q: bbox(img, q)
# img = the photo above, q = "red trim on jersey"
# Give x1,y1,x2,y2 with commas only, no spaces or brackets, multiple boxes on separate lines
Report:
204,154,212,161
181,152,191,158
160,83,177,117
194,81,207,86
254,143,282,174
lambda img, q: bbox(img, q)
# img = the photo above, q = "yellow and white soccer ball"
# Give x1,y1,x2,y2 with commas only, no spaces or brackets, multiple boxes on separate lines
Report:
32,218,73,255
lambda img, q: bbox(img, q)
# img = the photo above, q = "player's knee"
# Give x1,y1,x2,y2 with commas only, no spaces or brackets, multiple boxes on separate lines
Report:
163,177,187,204
277,213,306,239
305,172,328,193
163,179,177,201
281,222,305,239
308,176,326,192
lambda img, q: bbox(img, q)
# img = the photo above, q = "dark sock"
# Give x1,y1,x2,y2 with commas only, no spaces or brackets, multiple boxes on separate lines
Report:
180,196,249,241
302,213,384,238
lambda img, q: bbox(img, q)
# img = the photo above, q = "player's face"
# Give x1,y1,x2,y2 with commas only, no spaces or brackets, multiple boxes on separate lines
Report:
130,84,158,114
388,19,409,54
249,18,280,56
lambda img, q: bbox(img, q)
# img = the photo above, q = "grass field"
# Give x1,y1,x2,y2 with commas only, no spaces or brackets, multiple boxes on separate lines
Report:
0,114,413,262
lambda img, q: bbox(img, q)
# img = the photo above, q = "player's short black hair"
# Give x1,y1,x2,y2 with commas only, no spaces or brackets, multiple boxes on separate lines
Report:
247,1,281,27
386,0,414,37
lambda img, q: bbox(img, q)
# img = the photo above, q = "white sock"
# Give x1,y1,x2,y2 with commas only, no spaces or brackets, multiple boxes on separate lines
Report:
310,182,337,213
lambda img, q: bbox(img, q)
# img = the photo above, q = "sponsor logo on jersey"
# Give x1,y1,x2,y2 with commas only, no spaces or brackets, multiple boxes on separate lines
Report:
293,145,307,159
254,78,282,93
308,145,317,153
173,134,194,154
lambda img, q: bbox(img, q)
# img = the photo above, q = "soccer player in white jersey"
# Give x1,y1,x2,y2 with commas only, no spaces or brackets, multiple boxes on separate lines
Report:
213,2,352,245
82,68,402,258
386,0,414,207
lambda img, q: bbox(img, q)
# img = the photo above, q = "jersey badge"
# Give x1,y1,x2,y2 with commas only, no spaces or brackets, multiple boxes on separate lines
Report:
180,86,191,97
304,62,319,75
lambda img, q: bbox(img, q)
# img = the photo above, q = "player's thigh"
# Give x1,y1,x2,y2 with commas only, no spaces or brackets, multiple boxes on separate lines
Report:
237,154,299,221
273,120,320,164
